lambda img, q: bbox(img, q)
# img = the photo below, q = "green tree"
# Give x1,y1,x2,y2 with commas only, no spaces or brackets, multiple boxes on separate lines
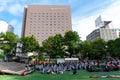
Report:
0,32,19,55
42,36,54,58
42,34,65,58
92,38,106,59
21,35,39,54
112,38,120,57
80,40,93,59
52,34,65,58
37,46,45,61
64,31,81,57
106,40,114,57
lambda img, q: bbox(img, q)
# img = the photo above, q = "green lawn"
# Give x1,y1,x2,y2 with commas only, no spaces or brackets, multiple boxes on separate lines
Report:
0,70,120,80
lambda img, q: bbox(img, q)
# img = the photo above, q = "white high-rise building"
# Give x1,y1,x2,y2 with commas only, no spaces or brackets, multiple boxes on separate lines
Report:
0,20,14,33
95,15,112,28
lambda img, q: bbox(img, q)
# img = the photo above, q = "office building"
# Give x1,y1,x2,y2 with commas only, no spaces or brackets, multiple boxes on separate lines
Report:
22,5,72,44
86,28,117,41
86,15,117,41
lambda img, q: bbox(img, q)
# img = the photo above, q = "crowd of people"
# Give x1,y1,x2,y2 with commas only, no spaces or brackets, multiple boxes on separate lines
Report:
87,58,120,72
36,61,84,74
34,58,120,74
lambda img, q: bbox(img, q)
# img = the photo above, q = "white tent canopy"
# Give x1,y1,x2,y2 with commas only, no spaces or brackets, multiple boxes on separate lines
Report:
65,58,79,61
27,52,38,57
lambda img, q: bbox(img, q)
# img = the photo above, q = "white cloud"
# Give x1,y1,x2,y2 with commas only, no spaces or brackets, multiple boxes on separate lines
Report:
0,1,24,16
8,4,24,16
72,16,97,40
72,0,120,40
101,1,120,28
0,1,7,12
0,6,4,12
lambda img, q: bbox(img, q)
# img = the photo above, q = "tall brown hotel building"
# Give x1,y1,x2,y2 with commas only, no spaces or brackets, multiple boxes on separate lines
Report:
22,5,72,44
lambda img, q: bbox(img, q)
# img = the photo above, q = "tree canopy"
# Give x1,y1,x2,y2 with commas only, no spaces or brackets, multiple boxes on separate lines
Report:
64,31,81,57
0,32,19,55
20,35,39,54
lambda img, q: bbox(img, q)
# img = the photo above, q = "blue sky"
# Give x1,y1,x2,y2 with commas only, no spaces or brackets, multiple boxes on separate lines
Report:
0,0,120,40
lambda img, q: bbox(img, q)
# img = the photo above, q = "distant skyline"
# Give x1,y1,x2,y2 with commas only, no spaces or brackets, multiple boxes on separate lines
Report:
0,0,120,40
